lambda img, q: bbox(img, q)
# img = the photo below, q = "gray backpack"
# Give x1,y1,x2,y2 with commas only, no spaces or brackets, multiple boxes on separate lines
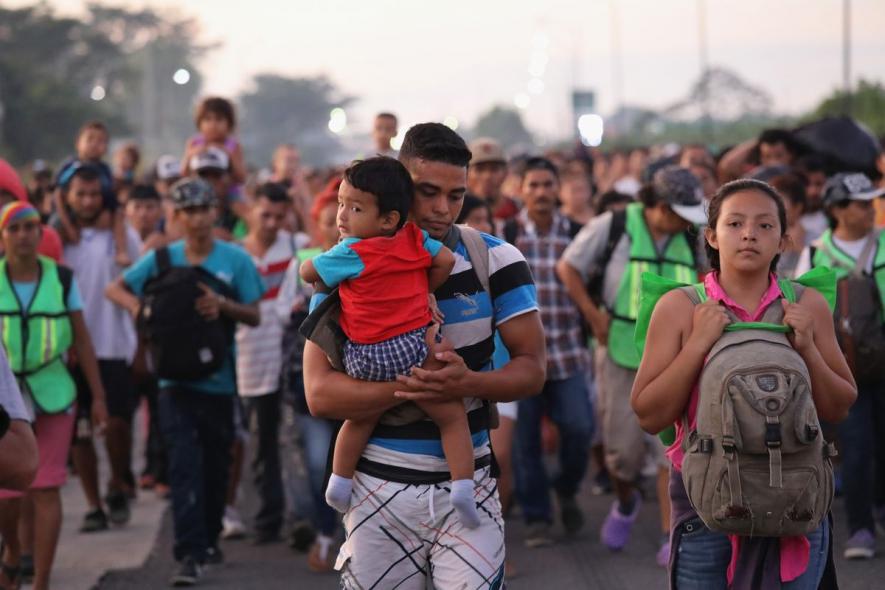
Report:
679,283,836,537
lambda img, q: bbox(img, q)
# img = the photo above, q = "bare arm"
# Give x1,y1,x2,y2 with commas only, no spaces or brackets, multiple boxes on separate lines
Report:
299,258,320,284
427,246,455,293
70,311,109,429
302,340,403,420
786,288,856,422
395,310,547,403
229,143,247,184
0,421,38,491
630,291,716,434
222,299,260,327
105,276,141,318
556,258,611,345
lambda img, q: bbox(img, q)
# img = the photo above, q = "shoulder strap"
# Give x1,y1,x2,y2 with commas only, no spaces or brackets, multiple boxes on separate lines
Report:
56,265,74,306
853,229,881,277
155,246,172,274
458,225,491,295
601,208,627,271
503,219,519,246
568,219,583,240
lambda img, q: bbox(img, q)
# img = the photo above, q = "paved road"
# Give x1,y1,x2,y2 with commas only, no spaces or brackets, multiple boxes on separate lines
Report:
97,479,884,589
32,403,885,589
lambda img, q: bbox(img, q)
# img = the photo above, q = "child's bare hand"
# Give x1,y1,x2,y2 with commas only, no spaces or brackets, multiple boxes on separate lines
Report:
429,294,445,324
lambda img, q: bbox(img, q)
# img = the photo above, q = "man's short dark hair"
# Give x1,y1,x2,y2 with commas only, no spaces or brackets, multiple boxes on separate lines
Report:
255,182,291,204
795,153,828,175
344,157,414,230
399,123,471,168
129,184,160,202
758,128,799,153
521,156,559,181
376,112,398,124
70,165,100,185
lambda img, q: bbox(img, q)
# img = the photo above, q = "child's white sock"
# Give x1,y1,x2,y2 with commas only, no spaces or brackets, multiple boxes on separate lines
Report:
450,479,480,529
325,474,353,513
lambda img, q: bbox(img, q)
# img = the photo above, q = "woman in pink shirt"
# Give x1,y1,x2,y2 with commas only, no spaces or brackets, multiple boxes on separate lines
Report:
631,179,856,589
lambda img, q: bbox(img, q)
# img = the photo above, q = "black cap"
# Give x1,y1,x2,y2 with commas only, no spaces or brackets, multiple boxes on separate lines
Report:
822,172,885,207
170,178,215,210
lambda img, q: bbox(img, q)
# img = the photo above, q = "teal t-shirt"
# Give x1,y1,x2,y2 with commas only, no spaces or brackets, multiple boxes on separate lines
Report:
122,239,265,394
12,278,83,312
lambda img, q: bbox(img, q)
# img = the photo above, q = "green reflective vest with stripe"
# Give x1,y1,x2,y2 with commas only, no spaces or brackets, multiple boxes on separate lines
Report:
0,257,75,413
608,203,698,369
810,229,885,313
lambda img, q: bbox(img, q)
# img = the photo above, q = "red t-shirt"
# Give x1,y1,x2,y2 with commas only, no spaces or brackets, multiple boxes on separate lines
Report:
312,222,442,344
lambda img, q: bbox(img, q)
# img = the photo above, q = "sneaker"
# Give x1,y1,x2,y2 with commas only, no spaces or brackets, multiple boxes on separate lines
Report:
170,557,202,587
80,508,109,533
106,491,131,525
205,546,224,565
844,529,876,560
590,470,612,496
656,539,671,567
287,521,316,553
559,495,585,535
221,506,246,540
524,521,554,548
600,493,641,551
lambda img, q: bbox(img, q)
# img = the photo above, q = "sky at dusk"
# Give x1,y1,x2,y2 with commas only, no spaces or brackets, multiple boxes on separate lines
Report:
9,0,885,139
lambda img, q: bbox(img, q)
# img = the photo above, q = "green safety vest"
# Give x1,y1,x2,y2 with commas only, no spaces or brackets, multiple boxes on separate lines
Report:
608,203,698,369
0,257,76,413
811,229,885,313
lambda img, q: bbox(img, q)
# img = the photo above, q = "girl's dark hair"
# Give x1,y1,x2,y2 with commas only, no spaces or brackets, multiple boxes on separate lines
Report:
705,178,787,272
195,97,236,130
456,193,494,227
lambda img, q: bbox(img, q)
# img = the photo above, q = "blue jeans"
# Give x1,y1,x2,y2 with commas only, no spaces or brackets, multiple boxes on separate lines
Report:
839,380,885,534
513,372,593,523
673,517,829,590
292,412,338,536
158,387,234,563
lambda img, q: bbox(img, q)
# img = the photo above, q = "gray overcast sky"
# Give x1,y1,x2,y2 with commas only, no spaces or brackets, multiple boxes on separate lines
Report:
12,0,885,139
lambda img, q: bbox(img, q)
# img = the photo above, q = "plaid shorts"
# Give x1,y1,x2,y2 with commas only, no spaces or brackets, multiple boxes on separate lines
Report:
343,327,429,382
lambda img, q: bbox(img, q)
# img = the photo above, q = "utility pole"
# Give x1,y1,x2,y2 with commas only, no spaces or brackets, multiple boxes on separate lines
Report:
842,0,852,116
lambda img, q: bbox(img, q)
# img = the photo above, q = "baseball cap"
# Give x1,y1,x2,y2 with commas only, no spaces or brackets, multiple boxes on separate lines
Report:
0,159,27,201
156,155,182,181
190,147,230,173
31,159,52,178
170,178,215,210
822,172,885,207
653,165,707,225
468,137,506,166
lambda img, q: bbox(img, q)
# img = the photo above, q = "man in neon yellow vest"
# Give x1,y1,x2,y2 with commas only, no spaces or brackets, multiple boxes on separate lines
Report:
795,172,885,560
557,166,705,563
0,202,107,590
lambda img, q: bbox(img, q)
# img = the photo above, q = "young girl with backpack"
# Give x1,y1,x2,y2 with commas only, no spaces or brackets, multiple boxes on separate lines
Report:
631,179,857,589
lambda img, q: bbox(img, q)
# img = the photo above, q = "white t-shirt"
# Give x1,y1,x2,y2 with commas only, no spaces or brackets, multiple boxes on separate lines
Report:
235,231,309,397
800,211,829,246
63,226,141,362
795,232,877,277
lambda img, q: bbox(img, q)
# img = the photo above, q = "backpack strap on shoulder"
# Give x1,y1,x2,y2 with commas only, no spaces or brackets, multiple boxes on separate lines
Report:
502,219,519,246
601,209,626,271
155,246,172,275
458,225,491,295
56,265,74,307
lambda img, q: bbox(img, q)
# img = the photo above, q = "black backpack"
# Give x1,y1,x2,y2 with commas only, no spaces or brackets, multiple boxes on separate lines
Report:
138,247,234,381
